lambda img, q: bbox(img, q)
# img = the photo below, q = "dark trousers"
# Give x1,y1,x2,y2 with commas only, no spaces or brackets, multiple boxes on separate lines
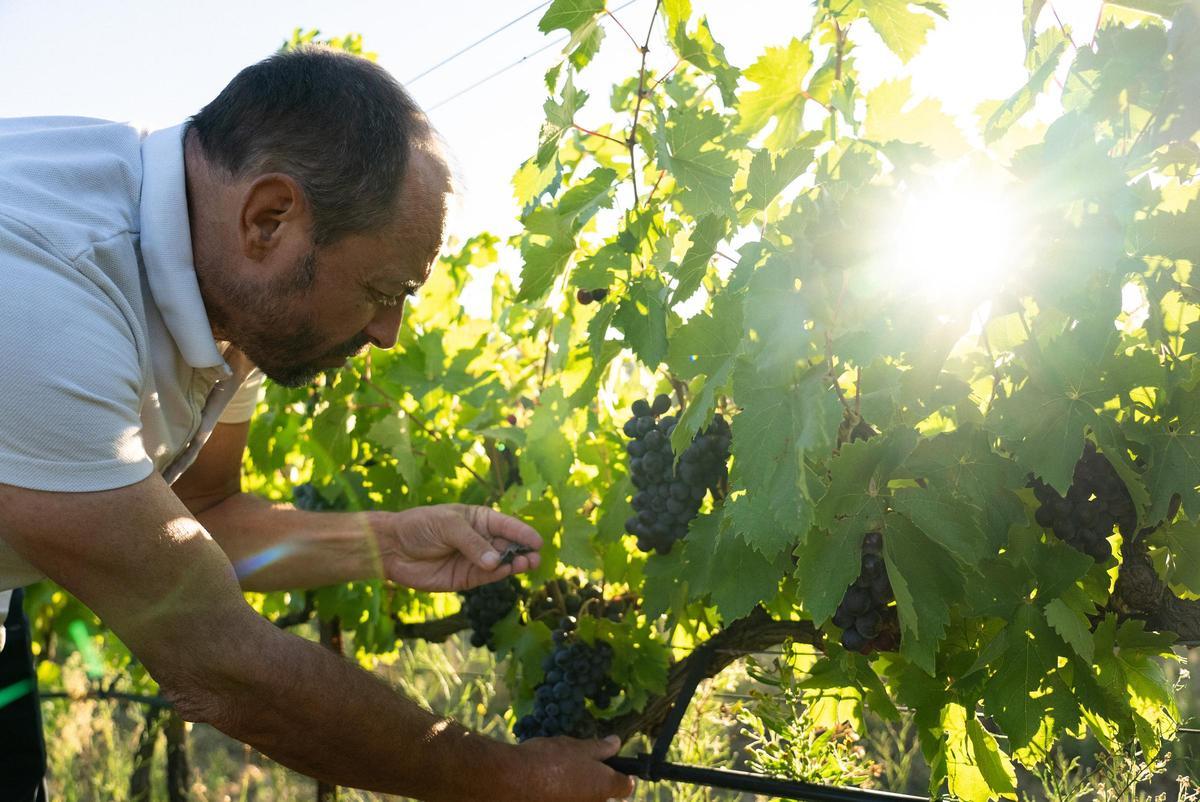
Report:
0,589,48,801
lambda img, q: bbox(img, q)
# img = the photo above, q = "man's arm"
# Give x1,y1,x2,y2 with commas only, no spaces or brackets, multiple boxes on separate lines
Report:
172,422,540,591
0,476,632,801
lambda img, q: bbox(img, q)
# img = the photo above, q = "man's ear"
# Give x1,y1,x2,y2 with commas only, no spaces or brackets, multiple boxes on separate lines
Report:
239,174,308,261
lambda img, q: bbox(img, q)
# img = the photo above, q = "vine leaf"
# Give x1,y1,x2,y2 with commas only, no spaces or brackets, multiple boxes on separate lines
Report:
884,513,965,674
538,0,605,36
1149,519,1200,595
671,17,740,106
890,487,992,564
995,327,1114,493
981,603,1063,750
1141,386,1200,522
679,511,792,621
735,38,813,153
669,214,728,305
744,135,820,211
520,385,575,492
613,276,669,368
731,365,841,560
367,415,422,489
517,167,617,301
1044,596,1095,664
904,427,1027,551
654,106,738,216
863,77,969,157
667,293,743,450
538,70,589,166
984,31,1068,144
851,0,947,64
940,702,1019,802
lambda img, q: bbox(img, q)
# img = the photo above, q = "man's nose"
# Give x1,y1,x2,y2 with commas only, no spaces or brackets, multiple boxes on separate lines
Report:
364,306,404,349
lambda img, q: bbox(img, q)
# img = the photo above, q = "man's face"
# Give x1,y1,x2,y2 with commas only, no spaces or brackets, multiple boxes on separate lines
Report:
199,148,450,387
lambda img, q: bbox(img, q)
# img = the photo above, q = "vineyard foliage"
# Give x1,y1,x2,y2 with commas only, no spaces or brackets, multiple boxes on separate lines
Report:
27,2,1200,800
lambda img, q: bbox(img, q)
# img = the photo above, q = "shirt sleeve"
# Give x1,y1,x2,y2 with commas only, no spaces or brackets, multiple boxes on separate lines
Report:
0,224,153,492
218,368,265,424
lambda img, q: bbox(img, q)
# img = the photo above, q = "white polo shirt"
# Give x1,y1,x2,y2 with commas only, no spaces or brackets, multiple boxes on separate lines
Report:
0,117,264,637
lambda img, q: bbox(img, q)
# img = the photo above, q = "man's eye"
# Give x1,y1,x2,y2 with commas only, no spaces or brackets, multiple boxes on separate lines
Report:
372,290,407,308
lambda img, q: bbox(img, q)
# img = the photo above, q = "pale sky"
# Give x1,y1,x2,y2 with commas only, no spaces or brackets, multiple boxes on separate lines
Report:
0,1,1103,247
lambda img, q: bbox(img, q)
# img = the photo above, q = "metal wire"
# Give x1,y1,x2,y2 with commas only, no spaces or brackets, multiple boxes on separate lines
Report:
426,0,645,112
405,1,552,86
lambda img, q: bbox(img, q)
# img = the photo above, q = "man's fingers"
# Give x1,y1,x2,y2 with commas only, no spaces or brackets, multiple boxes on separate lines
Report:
447,519,504,571
591,734,622,760
470,506,543,549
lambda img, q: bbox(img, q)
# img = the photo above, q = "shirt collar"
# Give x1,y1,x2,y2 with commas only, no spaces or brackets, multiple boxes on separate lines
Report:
140,124,229,374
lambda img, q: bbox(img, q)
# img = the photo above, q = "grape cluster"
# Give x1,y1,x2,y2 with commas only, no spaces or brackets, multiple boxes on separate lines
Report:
461,577,523,650
622,394,731,554
1029,442,1135,563
526,578,630,625
832,532,900,655
513,616,620,740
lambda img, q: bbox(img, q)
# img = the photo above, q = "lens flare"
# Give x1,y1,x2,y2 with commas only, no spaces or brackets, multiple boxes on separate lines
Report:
879,169,1023,305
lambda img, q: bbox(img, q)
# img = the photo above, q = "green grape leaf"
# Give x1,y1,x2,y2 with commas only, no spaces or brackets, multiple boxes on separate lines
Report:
854,0,946,63
680,512,792,621
744,135,820,211
905,428,1027,551
941,702,1019,801
670,214,728,305
1044,597,1095,663
816,429,918,533
538,70,589,166
567,18,605,69
735,38,813,153
538,0,605,36
613,276,669,367
884,513,966,674
890,487,992,564
521,386,575,491
995,327,1115,493
666,297,742,383
985,32,1068,143
367,415,422,489
793,527,865,625
863,77,969,158
1141,387,1200,522
662,0,691,33
981,603,1063,749
1149,519,1200,596
654,107,738,217
672,17,740,106
731,364,842,559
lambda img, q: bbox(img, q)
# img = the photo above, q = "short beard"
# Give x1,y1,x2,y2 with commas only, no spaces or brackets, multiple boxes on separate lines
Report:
196,248,366,388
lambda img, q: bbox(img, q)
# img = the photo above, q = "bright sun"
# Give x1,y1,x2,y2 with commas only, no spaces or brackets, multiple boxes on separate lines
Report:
880,167,1024,305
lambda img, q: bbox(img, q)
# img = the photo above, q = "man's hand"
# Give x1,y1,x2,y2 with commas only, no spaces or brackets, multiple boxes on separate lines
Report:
509,735,635,802
379,504,543,592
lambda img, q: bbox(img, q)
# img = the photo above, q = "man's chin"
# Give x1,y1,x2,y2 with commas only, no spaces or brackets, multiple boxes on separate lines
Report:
259,360,339,388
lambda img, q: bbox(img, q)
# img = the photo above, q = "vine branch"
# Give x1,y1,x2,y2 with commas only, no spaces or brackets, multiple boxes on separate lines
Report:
607,607,820,740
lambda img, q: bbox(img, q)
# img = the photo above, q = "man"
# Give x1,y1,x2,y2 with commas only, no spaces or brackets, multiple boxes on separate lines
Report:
0,47,635,801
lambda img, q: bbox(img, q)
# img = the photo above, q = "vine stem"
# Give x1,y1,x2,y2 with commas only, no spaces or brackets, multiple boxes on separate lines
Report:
573,122,627,146
606,8,641,51
607,607,820,740
627,0,663,209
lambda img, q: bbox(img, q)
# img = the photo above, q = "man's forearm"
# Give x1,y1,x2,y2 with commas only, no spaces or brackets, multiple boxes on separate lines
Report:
196,492,385,590
186,609,517,801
